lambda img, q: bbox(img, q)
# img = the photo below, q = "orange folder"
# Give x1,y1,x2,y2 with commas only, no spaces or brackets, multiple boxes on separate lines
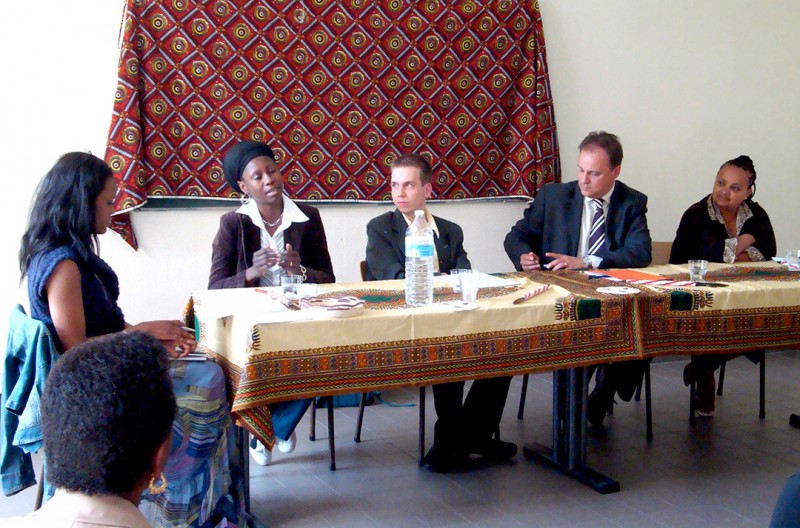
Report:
600,269,669,281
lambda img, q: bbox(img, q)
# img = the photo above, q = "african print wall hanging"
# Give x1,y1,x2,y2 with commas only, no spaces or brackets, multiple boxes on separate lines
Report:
105,0,560,247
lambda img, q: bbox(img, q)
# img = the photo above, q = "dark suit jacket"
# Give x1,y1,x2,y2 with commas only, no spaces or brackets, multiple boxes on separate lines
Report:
208,203,335,289
669,195,776,264
365,209,471,281
504,180,652,269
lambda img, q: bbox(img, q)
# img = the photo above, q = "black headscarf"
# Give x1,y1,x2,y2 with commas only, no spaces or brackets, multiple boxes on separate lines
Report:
222,141,276,192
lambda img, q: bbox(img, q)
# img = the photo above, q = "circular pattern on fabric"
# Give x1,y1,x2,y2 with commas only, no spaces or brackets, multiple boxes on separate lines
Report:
293,47,309,66
253,5,268,21
308,150,324,168
249,127,266,142
170,79,186,97
209,124,227,142
169,121,186,139
252,44,269,62
331,50,347,68
231,65,248,82
209,83,228,100
122,126,140,146
308,109,325,127
207,166,223,183
310,70,327,86
326,129,344,147
347,111,363,128
115,85,128,103
191,18,208,36
271,107,287,124
150,13,168,31
289,88,308,106
289,128,307,146
249,86,267,104
190,60,208,79
350,31,367,50
345,150,363,168
312,30,329,47
187,143,205,161
271,66,288,85
125,58,139,76
108,155,126,173
189,102,207,120
229,106,247,123
369,14,386,30
331,12,346,28
150,98,168,116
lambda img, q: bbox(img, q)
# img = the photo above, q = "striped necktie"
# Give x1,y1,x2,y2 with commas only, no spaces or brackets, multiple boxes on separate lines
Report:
587,198,607,256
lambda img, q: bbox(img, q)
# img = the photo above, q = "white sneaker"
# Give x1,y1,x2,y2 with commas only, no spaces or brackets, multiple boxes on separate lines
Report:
249,436,272,466
276,431,296,454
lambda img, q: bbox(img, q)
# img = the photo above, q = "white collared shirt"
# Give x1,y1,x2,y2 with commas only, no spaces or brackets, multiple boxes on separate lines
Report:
236,195,309,286
578,183,615,268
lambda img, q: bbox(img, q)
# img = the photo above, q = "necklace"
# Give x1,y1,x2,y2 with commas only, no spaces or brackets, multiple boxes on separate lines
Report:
263,214,283,228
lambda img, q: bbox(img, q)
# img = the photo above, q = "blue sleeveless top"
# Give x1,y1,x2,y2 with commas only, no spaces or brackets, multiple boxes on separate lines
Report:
27,244,125,352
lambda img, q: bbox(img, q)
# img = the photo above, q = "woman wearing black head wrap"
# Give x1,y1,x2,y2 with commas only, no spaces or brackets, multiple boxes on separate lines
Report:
669,155,776,417
209,140,335,465
210,140,335,288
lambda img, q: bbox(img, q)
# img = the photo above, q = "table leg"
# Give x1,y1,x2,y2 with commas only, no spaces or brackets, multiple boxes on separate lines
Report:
236,426,268,527
522,367,620,494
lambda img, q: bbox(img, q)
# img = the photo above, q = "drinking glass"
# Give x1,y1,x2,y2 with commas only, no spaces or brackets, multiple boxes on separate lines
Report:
458,270,481,303
688,259,708,282
787,250,800,271
281,275,303,295
449,269,469,293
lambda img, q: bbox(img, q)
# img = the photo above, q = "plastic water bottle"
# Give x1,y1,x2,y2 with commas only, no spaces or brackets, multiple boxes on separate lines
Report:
405,210,435,307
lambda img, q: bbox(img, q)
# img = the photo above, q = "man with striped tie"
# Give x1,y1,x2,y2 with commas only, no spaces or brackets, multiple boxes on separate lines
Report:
503,131,652,428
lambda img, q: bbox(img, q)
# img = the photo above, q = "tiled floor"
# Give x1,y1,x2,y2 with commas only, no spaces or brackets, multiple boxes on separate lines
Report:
4,352,800,527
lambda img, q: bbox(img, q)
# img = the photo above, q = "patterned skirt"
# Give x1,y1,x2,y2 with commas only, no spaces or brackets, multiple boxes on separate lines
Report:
140,360,246,527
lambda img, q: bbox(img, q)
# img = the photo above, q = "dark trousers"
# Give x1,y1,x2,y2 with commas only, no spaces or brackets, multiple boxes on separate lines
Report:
594,360,649,403
431,376,512,452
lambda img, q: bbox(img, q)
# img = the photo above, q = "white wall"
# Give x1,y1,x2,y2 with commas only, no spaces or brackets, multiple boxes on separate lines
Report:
1,1,798,340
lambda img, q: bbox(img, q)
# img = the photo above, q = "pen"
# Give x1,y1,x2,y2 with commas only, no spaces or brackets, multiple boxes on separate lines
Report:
513,284,550,305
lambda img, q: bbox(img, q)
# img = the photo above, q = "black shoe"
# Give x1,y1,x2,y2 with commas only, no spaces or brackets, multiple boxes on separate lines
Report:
587,387,615,429
424,445,468,474
467,439,517,462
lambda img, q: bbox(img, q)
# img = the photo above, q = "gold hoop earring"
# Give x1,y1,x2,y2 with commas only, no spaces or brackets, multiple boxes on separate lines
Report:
148,472,167,494
239,192,251,205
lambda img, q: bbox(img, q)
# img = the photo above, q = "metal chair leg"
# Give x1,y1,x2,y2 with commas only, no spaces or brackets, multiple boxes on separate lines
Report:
717,362,726,395
517,374,529,419
354,392,367,443
759,355,766,419
689,380,696,424
325,396,336,471
645,362,653,441
309,398,317,441
418,386,426,466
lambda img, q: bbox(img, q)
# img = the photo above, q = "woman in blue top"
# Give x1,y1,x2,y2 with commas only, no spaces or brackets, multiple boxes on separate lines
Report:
19,152,246,528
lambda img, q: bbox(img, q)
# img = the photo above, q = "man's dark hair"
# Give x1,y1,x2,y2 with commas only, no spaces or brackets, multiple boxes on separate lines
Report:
579,131,623,169
42,332,176,495
391,153,433,184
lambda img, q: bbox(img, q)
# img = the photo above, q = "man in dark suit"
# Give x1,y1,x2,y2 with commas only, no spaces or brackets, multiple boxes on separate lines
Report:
365,153,516,473
504,131,652,427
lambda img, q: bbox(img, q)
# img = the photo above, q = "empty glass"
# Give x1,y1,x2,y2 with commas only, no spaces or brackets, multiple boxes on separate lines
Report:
458,270,481,303
281,275,303,295
449,269,469,293
787,250,800,271
688,259,708,282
